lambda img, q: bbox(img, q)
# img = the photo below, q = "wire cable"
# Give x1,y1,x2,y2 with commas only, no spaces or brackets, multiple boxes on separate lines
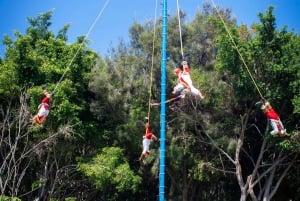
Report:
210,0,264,99
147,0,158,124
176,0,184,58
52,0,111,94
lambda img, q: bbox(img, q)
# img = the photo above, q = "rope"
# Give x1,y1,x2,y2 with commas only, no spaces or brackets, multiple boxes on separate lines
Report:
52,0,111,94
150,95,183,106
210,0,264,100
176,0,184,58
146,0,158,124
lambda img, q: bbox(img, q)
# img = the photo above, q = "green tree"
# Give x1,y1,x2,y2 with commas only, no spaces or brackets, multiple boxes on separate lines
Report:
215,6,300,201
1,3,299,201
0,10,101,200
78,147,142,200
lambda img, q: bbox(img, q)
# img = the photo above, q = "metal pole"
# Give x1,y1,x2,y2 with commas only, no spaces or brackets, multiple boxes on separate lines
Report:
159,0,167,200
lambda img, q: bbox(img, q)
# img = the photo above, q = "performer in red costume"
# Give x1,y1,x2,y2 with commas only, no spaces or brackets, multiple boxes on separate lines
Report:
32,89,51,125
172,60,205,99
260,101,288,136
139,122,158,161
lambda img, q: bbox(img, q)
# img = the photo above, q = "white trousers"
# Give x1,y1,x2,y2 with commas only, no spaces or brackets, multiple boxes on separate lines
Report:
173,83,201,96
269,119,286,135
37,104,49,118
142,138,151,154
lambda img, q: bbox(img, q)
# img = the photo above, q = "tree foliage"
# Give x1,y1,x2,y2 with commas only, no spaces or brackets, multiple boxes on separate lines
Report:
0,3,299,201
78,147,141,194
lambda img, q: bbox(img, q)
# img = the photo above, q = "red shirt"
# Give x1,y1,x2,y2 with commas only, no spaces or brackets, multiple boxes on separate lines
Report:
264,108,279,120
41,96,50,110
144,127,153,139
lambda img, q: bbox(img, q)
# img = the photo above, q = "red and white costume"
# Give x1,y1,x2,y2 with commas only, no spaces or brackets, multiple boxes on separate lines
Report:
33,90,51,125
173,62,204,99
37,96,50,120
262,103,286,135
142,127,154,156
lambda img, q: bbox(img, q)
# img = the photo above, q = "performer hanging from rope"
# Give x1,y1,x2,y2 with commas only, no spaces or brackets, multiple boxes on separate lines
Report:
172,60,205,100
139,121,158,161
31,87,51,125
259,100,289,137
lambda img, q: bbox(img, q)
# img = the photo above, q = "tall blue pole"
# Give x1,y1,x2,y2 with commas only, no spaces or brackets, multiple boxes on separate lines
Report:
159,0,167,201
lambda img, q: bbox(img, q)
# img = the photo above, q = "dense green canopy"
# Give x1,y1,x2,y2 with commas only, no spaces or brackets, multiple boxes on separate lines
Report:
0,4,299,201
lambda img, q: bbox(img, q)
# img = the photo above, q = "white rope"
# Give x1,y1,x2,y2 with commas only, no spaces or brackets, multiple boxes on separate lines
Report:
147,0,158,123
176,0,184,58
52,0,111,93
210,0,264,99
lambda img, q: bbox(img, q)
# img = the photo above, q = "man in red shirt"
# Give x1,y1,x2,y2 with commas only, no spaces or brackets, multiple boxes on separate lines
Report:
172,60,205,100
139,122,158,161
32,89,51,125
261,101,288,136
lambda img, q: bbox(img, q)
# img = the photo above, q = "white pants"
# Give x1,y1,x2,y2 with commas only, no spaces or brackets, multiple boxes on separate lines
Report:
173,83,201,96
269,119,286,135
38,104,49,118
174,74,201,96
142,138,151,154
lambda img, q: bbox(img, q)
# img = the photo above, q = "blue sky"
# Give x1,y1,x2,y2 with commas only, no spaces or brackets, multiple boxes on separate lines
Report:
0,0,299,57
